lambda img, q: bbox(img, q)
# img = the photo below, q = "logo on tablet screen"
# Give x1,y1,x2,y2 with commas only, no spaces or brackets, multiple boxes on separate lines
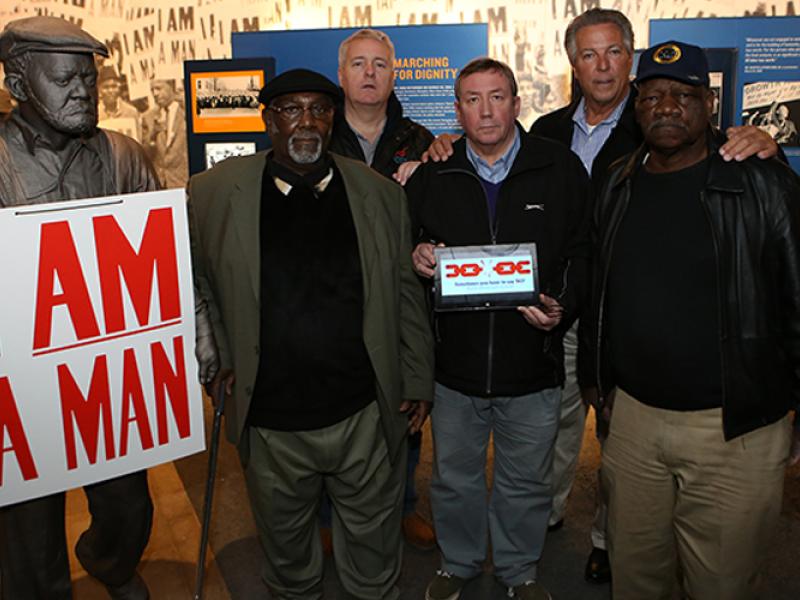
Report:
445,260,531,278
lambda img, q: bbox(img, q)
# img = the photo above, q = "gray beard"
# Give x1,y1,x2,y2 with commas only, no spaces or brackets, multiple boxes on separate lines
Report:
26,83,97,136
287,130,323,164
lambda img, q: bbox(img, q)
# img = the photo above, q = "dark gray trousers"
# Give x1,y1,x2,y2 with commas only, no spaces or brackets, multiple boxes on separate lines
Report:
0,470,152,600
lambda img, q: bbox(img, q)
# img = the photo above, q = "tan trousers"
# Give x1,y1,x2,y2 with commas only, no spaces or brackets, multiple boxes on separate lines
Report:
602,389,790,600
242,401,407,600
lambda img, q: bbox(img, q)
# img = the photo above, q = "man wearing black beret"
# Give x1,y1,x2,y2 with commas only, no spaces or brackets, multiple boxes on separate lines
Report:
188,68,434,599
0,15,158,600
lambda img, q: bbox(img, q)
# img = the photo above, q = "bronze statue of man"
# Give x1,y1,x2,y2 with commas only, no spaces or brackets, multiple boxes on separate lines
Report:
0,16,159,600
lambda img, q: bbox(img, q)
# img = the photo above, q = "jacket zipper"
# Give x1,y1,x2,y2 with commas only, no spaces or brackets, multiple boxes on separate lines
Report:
439,167,500,395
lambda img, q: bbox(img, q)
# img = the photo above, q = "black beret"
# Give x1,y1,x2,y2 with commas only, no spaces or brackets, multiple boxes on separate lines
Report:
257,68,341,106
0,16,108,62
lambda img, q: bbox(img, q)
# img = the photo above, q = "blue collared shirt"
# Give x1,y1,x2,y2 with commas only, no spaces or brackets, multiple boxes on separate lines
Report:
571,93,628,174
466,126,521,183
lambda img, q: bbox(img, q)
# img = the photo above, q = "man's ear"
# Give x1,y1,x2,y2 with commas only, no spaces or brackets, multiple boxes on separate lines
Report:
5,74,29,103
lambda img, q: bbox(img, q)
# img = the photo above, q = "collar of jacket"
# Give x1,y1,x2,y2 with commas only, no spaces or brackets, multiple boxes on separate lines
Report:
444,122,555,176
612,126,745,194
333,89,405,137
551,84,638,143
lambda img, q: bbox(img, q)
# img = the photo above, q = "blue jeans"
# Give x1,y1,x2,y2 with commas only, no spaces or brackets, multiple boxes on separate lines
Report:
319,430,421,527
430,383,561,586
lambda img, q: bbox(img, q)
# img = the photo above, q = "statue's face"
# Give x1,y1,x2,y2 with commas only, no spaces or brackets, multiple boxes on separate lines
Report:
26,52,98,135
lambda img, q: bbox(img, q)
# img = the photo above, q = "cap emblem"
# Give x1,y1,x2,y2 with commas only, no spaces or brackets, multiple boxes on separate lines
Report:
653,44,682,64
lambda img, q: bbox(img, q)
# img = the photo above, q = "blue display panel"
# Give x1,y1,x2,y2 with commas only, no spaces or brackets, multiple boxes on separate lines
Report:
231,24,488,135
650,17,800,172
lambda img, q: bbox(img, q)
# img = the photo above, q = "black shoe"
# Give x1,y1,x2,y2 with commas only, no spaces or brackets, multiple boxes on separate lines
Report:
547,519,564,532
106,573,150,600
584,547,611,584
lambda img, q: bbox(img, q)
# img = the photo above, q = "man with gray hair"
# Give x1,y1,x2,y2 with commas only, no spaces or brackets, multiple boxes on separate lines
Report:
331,28,433,177
0,15,158,600
322,27,437,552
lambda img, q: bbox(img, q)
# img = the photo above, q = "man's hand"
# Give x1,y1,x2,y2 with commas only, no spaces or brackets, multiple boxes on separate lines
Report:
206,368,235,408
720,125,779,161
790,411,800,467
399,399,432,434
422,133,460,162
517,294,563,330
580,386,600,410
196,333,220,385
596,388,617,442
195,294,220,384
412,242,441,278
393,160,421,186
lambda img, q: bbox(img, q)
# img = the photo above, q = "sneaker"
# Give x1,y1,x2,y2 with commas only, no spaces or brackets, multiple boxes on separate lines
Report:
403,512,436,550
507,580,552,600
425,570,466,600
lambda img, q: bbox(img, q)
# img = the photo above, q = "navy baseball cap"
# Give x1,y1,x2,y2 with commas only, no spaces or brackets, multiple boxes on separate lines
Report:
634,41,709,87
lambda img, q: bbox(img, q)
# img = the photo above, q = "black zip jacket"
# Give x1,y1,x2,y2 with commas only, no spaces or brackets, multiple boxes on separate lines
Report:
406,128,591,397
589,130,800,440
329,91,434,178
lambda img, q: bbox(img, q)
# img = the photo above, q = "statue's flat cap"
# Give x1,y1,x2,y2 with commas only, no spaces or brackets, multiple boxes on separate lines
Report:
0,16,108,61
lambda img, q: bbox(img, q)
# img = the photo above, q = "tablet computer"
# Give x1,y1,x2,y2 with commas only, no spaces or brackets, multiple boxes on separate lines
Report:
433,243,539,312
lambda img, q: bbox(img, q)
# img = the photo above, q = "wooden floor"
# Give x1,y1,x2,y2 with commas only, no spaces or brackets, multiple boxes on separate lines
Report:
62,406,800,599
65,461,231,600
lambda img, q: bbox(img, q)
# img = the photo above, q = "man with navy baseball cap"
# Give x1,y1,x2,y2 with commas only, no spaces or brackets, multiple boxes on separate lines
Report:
587,39,800,599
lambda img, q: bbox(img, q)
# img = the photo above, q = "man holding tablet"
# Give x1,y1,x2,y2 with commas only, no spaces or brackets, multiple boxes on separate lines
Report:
406,58,590,600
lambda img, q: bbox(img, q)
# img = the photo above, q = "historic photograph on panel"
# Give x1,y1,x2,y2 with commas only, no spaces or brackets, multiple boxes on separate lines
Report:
742,81,800,146
190,70,266,134
205,141,257,169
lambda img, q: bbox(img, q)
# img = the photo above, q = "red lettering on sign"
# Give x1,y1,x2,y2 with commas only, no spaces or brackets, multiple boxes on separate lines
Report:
119,348,155,458
94,208,181,335
33,222,100,350
152,336,190,445
0,377,39,485
59,355,115,470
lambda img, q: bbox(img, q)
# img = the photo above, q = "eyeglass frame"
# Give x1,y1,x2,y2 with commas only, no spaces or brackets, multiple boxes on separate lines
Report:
266,100,336,122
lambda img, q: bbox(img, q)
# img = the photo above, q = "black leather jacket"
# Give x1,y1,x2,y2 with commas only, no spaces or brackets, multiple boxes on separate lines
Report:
589,130,800,440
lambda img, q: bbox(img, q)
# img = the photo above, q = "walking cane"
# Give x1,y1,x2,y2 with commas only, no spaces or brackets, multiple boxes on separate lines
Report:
193,379,227,600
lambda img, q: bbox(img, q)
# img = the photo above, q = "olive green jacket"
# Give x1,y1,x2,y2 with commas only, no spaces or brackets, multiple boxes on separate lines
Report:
188,151,433,461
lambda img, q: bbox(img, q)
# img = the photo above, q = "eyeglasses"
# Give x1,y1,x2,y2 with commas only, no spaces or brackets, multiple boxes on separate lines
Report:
268,103,335,121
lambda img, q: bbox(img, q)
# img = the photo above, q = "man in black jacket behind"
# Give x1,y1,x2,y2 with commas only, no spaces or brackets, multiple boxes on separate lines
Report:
592,40,800,600
329,29,433,180
321,28,436,551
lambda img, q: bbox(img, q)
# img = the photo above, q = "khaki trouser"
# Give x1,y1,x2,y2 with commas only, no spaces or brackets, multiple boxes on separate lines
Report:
242,401,406,600
603,389,790,600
